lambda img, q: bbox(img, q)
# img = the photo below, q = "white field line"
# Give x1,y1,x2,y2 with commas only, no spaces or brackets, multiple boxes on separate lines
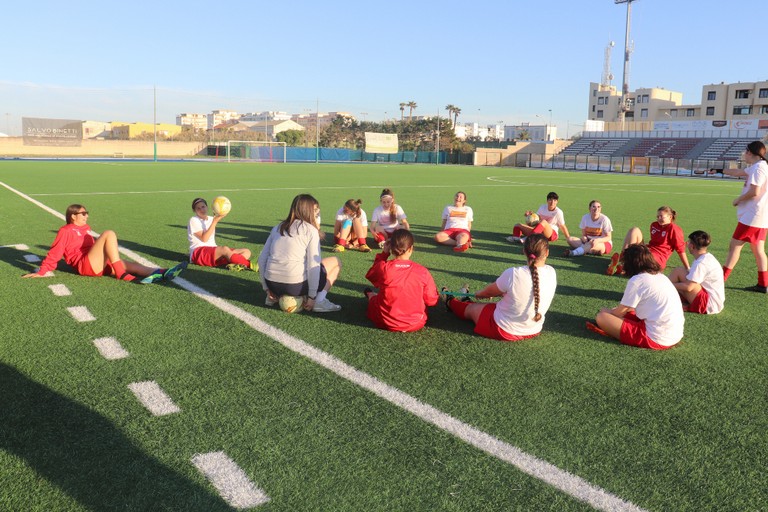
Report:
485,176,737,197
48,284,72,296
24,254,41,262
0,243,30,250
66,306,96,322
128,381,180,416
191,451,270,509
92,337,130,360
4,178,648,512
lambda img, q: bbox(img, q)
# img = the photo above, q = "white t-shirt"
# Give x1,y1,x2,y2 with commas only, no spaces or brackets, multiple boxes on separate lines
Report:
372,204,407,231
493,264,557,336
579,213,613,240
335,207,368,227
737,160,768,228
536,205,565,234
188,216,216,253
258,220,322,292
686,252,725,314
621,272,684,346
442,205,473,231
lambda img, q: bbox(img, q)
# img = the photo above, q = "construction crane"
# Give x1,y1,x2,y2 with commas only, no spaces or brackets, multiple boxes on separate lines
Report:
601,41,615,87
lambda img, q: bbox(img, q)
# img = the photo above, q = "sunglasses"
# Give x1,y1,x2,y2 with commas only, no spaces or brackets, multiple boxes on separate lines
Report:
75,211,89,216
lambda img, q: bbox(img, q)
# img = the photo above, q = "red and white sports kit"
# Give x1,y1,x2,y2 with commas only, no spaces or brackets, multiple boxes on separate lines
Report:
536,204,565,241
365,251,439,332
685,252,725,314
441,204,473,241
620,273,684,349
647,221,686,270
37,223,112,277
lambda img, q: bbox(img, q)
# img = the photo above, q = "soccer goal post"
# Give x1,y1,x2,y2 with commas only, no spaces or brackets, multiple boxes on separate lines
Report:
226,141,287,163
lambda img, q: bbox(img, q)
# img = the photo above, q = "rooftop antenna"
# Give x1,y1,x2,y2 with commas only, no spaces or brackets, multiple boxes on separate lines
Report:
601,40,615,87
615,0,637,129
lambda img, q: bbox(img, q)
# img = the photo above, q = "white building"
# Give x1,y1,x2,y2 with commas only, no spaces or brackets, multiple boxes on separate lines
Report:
503,124,556,142
176,113,207,130
241,111,293,122
207,110,240,130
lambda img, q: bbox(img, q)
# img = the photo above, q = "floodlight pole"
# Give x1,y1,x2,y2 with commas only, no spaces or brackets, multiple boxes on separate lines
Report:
153,85,157,162
615,0,636,131
315,98,319,164
435,109,440,165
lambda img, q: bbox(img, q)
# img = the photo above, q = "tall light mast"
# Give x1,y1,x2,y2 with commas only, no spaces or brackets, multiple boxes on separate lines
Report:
601,41,615,87
615,0,637,129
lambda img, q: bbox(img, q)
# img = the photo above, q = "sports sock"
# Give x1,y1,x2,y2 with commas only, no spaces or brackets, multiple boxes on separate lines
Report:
373,232,385,243
338,239,348,247
111,260,135,281
723,266,732,281
357,237,367,246
758,270,768,287
571,246,585,256
447,297,470,318
229,253,250,266
315,289,328,303
513,226,523,237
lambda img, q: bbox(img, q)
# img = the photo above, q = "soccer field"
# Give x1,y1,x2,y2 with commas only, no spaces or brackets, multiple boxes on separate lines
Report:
1,160,765,511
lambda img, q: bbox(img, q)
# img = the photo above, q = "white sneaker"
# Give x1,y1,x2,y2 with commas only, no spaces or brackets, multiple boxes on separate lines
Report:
312,297,341,312
265,295,277,307
506,236,521,244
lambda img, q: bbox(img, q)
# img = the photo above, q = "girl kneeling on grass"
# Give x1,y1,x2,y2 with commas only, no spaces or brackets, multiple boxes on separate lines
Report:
188,197,255,271
364,229,439,332
446,234,557,341
371,188,409,248
258,194,342,313
23,204,185,284
593,244,684,350
332,199,371,252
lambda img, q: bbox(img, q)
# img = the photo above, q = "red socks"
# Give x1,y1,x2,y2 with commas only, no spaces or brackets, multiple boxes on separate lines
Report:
513,226,523,237
723,266,732,281
357,238,367,246
111,260,135,281
229,253,250,267
759,271,768,287
448,298,470,318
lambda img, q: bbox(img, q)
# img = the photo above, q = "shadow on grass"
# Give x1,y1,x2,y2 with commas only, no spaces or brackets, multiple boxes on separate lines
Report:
0,362,230,511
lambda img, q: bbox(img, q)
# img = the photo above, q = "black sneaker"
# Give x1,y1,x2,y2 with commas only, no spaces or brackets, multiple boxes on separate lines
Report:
746,284,768,293
441,287,455,311
363,287,374,299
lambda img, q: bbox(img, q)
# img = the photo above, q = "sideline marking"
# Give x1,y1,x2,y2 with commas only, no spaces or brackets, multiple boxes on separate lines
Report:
0,244,30,250
128,381,180,416
4,178,647,512
92,337,129,360
48,284,72,296
67,306,95,322
191,451,270,509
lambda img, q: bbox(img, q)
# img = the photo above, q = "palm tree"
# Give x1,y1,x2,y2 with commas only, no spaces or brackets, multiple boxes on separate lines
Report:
407,101,417,121
399,103,406,122
445,104,456,127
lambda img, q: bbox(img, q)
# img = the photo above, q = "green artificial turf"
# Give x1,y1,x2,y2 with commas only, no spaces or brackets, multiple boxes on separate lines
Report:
0,160,765,511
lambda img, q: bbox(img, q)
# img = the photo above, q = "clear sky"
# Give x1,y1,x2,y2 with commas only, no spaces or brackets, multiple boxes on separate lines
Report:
0,0,763,136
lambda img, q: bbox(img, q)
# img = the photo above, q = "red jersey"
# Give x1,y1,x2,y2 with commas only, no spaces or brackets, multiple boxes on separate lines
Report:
38,223,94,275
648,221,685,269
365,252,439,332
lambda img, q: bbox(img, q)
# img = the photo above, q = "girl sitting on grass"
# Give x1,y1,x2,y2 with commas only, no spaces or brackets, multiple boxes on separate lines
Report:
332,198,371,252
434,191,473,252
445,234,557,341
668,230,725,314
371,188,410,249
592,244,684,350
188,197,256,271
364,229,439,332
565,200,613,257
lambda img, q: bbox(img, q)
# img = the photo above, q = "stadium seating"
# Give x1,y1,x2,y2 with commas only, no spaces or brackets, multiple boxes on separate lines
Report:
624,138,703,159
559,138,631,156
696,138,753,161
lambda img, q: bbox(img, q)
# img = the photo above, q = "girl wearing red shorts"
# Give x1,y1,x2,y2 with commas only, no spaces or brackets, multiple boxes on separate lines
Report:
722,141,768,292
23,204,184,283
434,191,473,252
446,234,556,341
188,197,255,271
594,244,684,350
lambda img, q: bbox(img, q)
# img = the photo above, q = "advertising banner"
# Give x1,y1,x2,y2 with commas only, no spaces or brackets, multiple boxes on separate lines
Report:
364,132,398,154
23,117,82,146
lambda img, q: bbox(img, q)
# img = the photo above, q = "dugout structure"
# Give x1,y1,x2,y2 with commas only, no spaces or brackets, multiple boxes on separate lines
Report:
226,141,287,163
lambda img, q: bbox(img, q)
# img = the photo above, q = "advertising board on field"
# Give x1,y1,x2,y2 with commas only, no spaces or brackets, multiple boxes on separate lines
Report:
22,117,82,146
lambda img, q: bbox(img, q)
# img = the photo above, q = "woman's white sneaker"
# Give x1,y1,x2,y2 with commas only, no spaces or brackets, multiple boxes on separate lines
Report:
312,298,341,312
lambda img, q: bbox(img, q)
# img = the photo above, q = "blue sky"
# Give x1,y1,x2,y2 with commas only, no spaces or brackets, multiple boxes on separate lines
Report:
0,0,762,136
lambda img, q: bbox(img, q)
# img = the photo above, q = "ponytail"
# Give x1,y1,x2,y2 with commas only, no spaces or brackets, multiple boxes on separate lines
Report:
523,234,549,322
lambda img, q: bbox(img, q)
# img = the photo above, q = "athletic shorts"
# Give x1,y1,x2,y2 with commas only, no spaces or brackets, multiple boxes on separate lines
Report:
619,311,674,350
191,246,227,267
473,303,540,342
442,228,472,242
76,254,114,277
649,245,670,270
530,223,559,242
602,242,613,254
687,288,710,314
265,265,328,297
732,222,767,244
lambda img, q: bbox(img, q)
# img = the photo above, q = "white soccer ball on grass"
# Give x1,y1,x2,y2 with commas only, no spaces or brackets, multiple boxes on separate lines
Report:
278,295,305,314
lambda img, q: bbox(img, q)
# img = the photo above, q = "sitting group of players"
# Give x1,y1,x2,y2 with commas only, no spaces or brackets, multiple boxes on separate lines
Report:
25,141,768,351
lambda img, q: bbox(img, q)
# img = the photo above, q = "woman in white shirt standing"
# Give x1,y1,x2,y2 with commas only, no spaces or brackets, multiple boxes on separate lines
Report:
258,194,342,312
722,141,768,293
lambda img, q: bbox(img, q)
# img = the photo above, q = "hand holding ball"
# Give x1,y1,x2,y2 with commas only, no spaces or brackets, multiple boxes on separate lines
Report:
212,196,232,215
279,295,305,314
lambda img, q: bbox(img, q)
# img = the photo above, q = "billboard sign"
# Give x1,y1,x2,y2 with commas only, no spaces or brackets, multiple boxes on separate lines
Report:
23,117,82,146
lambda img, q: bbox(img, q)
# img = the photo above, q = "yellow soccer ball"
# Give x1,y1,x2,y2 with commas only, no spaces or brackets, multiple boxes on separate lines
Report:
525,212,540,226
278,295,305,314
212,196,232,215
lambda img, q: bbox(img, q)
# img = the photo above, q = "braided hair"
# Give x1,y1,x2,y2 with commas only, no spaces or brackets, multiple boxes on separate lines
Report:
523,233,549,322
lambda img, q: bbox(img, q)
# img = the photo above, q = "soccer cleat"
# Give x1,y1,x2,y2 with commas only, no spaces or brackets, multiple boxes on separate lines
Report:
249,261,259,272
226,263,248,272
163,261,187,281
139,269,165,284
453,243,469,252
606,253,620,276
312,297,342,312
746,284,768,293
586,321,610,337
332,244,346,253
265,295,278,306
563,249,572,257
440,286,455,311
357,244,372,253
